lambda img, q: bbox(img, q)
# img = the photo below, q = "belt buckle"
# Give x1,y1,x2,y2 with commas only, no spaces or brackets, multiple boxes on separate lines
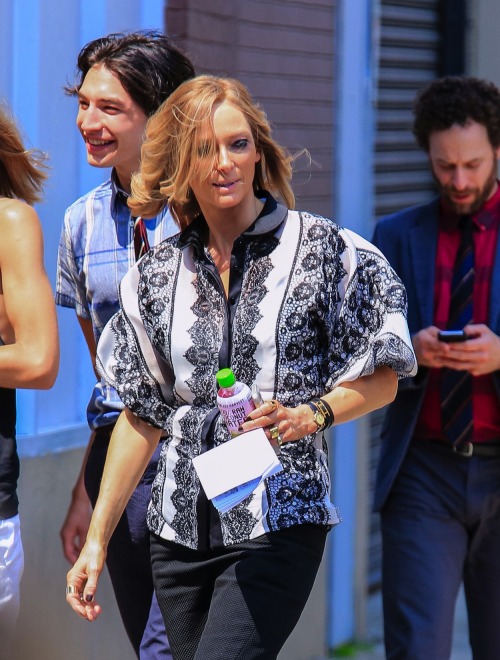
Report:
453,442,473,458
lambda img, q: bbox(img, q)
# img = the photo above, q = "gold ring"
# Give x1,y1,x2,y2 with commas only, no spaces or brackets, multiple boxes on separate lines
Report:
267,400,279,413
66,585,79,596
269,426,280,440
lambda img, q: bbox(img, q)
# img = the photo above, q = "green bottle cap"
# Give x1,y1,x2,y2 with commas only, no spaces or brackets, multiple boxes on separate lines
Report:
216,368,236,389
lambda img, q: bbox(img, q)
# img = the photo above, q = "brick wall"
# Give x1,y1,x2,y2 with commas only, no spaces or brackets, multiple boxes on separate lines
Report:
167,0,336,218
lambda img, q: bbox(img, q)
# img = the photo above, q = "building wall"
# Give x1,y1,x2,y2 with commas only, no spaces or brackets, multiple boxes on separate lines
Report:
14,446,136,660
167,0,336,219
368,0,443,598
468,0,500,87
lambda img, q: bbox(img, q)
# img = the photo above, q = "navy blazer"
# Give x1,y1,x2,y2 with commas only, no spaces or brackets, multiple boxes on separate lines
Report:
371,197,500,511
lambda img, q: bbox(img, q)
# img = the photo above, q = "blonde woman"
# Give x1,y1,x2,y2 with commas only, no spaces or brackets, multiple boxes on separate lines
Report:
66,76,415,660
0,104,58,657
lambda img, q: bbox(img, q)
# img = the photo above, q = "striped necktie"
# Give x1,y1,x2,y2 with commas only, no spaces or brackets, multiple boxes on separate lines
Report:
133,217,150,261
440,215,474,445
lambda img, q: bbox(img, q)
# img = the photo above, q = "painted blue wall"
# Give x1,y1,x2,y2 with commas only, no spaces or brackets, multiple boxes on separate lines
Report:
328,0,376,648
0,0,165,447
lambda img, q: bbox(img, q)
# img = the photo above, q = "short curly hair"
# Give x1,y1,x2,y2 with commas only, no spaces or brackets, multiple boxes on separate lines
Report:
413,76,500,151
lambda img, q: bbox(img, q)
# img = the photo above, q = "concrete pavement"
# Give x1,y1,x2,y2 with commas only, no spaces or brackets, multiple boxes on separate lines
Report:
357,586,471,659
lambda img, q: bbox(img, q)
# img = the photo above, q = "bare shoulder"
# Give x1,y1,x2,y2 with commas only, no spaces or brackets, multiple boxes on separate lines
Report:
0,197,45,280
0,197,48,343
0,196,40,225
0,198,42,253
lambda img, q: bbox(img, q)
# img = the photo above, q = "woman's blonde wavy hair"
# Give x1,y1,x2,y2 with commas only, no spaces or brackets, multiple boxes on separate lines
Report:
0,104,48,205
129,75,295,228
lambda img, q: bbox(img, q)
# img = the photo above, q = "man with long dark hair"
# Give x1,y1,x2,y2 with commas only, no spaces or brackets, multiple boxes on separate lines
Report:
56,31,194,658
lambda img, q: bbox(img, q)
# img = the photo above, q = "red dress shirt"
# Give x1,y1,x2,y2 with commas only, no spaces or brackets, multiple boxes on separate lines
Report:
415,184,500,442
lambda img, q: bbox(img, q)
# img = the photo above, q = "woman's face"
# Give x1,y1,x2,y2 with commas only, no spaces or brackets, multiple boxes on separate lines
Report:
189,100,261,216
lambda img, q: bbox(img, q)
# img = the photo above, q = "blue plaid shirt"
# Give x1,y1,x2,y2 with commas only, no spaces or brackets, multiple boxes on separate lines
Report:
56,171,178,428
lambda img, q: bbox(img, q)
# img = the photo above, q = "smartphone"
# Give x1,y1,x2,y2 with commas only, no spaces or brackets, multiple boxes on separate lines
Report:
438,330,468,343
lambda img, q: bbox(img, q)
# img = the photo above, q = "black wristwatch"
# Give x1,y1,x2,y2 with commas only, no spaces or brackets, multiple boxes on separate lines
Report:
306,398,334,433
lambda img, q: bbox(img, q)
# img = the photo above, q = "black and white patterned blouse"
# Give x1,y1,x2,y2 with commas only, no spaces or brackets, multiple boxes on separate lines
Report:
97,193,416,550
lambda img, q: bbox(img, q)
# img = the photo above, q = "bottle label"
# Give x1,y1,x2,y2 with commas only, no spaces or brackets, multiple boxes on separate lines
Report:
217,389,255,436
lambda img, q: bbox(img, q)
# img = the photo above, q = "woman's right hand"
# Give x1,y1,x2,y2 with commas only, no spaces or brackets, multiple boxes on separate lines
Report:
240,399,316,449
65,538,106,621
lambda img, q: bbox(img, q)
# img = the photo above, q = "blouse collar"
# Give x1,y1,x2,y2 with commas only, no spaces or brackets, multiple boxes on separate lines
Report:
177,191,288,257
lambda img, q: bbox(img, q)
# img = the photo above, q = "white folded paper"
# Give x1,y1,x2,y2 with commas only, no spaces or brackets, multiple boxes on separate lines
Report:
192,428,283,513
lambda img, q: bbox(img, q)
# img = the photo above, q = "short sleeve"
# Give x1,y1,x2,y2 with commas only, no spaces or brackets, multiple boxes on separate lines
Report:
96,262,172,428
324,227,417,390
55,205,91,319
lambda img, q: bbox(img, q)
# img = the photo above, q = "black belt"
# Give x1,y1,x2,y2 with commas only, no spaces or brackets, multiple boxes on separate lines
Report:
453,442,500,458
429,440,500,458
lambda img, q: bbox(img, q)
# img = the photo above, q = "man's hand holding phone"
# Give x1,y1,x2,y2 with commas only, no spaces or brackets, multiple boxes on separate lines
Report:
437,330,468,343
439,324,500,375
412,326,456,368
413,324,500,373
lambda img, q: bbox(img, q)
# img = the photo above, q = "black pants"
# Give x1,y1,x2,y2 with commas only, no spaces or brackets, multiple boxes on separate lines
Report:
151,524,327,660
85,426,171,658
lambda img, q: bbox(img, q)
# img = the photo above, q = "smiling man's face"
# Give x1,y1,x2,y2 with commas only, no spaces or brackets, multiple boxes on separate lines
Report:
76,64,148,191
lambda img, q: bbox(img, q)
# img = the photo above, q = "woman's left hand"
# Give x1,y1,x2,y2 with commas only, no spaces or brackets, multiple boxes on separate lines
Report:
238,399,317,449
65,539,106,621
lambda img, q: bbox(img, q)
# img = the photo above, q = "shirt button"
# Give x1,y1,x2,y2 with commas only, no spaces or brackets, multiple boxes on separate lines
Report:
229,297,236,305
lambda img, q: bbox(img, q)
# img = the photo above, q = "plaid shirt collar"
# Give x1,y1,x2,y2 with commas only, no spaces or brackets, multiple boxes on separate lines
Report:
110,169,131,216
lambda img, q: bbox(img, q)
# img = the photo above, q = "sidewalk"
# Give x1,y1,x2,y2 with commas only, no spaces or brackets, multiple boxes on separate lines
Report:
357,586,471,659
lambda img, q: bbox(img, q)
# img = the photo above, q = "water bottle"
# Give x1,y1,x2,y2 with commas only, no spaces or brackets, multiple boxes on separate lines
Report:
216,368,256,437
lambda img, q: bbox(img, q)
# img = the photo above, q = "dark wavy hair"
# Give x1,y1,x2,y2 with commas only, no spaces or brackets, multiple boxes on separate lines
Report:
413,76,500,151
65,30,195,117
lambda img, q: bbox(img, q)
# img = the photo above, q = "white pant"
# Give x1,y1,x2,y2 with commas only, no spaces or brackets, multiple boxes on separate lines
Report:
0,514,24,660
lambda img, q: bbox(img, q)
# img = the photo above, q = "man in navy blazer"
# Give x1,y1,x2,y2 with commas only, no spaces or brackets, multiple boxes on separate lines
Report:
372,76,500,659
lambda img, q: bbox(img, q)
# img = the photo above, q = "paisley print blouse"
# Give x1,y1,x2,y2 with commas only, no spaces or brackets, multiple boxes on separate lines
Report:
97,193,416,550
